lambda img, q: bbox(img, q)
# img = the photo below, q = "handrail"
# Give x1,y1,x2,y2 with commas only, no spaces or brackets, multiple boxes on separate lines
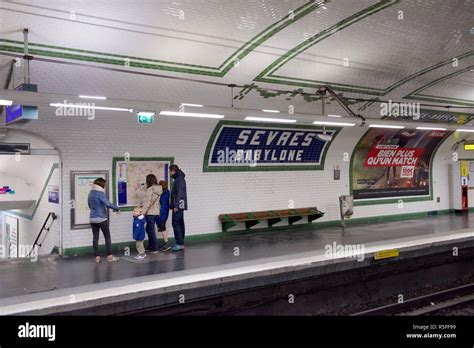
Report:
28,212,58,257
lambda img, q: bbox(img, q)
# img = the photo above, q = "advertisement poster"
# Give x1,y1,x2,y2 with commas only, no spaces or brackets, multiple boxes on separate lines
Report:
351,128,450,200
204,121,339,171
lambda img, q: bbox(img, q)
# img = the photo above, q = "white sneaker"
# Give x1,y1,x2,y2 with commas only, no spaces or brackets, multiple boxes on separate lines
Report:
134,254,147,260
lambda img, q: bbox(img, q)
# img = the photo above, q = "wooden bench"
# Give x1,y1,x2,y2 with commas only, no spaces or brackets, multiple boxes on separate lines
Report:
218,207,325,232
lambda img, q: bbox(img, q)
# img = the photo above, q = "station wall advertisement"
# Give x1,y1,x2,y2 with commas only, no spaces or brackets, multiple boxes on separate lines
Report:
351,127,450,201
203,121,340,171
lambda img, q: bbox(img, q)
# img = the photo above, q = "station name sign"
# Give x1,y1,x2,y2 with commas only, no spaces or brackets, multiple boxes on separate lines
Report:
204,121,339,171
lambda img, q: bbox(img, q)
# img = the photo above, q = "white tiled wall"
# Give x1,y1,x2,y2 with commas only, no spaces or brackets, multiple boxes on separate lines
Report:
10,108,457,251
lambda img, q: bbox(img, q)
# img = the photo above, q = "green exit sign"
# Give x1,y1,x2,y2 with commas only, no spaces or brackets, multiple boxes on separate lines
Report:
137,112,155,124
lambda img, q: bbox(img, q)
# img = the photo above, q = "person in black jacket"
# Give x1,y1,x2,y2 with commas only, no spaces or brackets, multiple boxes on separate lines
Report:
169,164,188,251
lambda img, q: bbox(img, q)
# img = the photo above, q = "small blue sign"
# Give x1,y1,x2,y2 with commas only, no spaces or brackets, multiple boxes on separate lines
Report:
118,181,127,205
6,84,39,125
48,191,59,204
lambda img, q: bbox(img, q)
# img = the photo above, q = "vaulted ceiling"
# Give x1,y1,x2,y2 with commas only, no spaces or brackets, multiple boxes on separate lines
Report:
0,0,473,117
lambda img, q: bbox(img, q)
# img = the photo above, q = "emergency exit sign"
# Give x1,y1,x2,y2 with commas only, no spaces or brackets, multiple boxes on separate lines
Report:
137,112,155,124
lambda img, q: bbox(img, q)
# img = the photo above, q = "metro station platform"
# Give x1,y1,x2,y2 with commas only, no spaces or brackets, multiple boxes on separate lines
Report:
1,214,474,315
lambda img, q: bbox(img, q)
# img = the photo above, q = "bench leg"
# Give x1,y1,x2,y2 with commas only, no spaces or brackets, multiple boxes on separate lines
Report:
245,220,260,230
308,213,323,223
268,217,281,228
222,221,237,232
288,215,303,225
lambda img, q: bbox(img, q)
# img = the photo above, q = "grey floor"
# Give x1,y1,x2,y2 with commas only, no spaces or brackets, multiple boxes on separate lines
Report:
0,213,473,299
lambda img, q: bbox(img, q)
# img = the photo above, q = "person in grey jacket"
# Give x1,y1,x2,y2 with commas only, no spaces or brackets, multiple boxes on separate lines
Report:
169,164,187,251
87,178,120,263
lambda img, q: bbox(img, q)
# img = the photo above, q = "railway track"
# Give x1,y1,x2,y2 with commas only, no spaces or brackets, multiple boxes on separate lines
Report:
352,283,474,316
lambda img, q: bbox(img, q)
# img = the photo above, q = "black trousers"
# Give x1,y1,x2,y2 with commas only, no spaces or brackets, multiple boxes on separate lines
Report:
91,220,112,257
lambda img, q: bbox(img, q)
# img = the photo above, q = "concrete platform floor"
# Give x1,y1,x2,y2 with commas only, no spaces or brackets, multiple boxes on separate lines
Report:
1,213,473,300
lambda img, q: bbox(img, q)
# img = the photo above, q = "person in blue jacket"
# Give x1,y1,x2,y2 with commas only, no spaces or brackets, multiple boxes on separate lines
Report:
157,180,171,251
132,206,147,259
88,178,120,263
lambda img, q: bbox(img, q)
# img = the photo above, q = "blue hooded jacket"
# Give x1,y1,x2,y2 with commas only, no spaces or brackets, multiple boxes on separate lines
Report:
133,215,146,241
159,190,170,222
170,169,188,210
88,184,119,220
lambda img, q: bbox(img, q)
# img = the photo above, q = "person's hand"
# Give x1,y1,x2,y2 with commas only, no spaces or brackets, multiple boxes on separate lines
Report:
173,208,178,213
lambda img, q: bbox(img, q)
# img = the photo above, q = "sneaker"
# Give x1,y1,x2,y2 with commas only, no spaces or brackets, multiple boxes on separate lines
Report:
146,249,159,254
107,256,119,262
134,254,147,260
95,256,101,263
159,242,171,251
171,244,185,251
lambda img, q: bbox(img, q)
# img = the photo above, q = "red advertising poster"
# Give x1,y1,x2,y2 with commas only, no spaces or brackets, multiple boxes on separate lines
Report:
351,128,449,200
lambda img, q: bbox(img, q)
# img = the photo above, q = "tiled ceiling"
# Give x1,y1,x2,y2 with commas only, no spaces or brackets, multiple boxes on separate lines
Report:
0,0,473,117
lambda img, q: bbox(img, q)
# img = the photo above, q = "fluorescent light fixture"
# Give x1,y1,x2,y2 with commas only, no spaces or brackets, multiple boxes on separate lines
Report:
181,103,203,108
369,124,404,129
50,103,133,112
245,116,296,124
159,111,224,119
0,99,13,106
313,121,355,126
79,95,107,100
262,109,280,113
456,129,474,133
416,126,447,131
327,114,342,118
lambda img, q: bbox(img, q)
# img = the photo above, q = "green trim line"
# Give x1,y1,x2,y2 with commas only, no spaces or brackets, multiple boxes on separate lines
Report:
5,163,59,220
404,65,474,106
202,120,341,172
348,127,451,206
0,1,322,77
254,0,400,95
111,156,174,212
61,208,454,257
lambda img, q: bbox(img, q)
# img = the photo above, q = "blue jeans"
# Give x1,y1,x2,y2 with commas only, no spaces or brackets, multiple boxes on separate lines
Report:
172,210,185,245
145,215,159,251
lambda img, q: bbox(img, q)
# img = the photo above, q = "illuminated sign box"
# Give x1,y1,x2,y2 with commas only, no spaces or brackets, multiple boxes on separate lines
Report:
464,143,474,151
5,84,39,125
137,111,155,124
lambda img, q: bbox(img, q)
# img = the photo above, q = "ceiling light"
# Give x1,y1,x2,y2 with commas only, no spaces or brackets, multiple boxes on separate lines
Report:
262,109,280,113
50,103,133,112
0,99,13,106
245,116,296,124
416,126,447,131
159,111,224,119
79,95,107,100
313,121,355,126
456,129,474,133
181,103,203,107
369,124,404,129
327,114,342,118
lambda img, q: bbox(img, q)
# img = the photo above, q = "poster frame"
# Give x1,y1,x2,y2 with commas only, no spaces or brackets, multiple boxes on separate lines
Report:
70,170,109,230
349,128,450,206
